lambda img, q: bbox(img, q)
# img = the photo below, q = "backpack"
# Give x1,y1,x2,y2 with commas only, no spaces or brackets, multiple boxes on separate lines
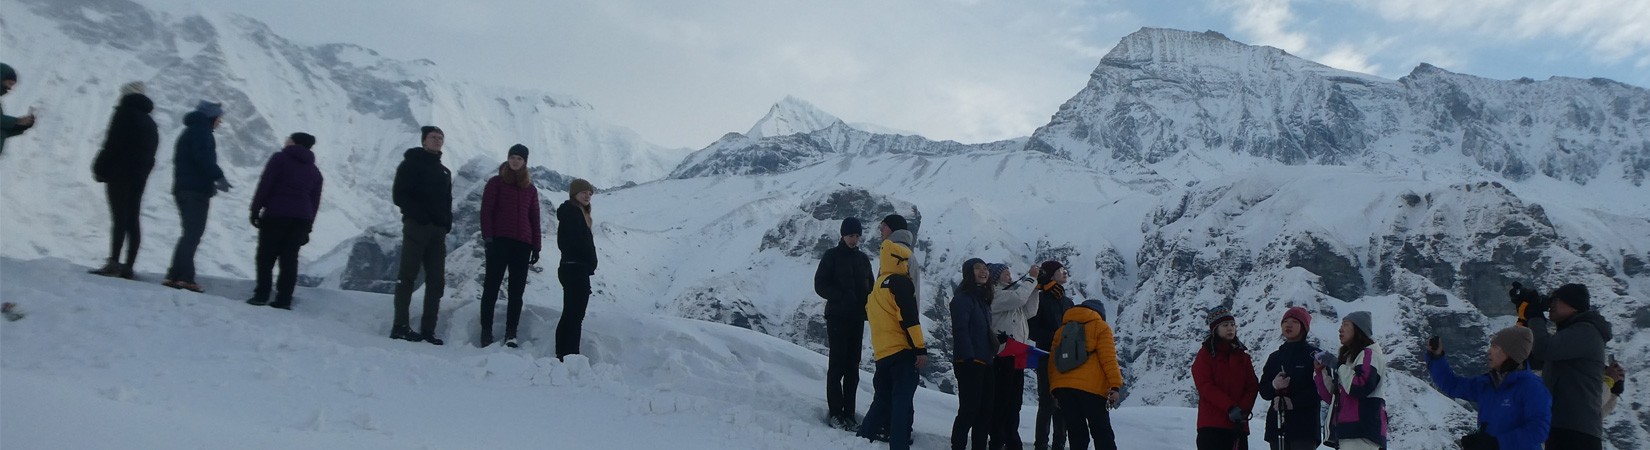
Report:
1053,320,1088,373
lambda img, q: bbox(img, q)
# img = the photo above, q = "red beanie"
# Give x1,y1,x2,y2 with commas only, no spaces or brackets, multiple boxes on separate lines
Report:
1283,306,1311,334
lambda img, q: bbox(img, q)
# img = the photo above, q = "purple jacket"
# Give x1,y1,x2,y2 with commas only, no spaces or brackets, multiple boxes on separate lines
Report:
251,145,324,221
480,176,541,251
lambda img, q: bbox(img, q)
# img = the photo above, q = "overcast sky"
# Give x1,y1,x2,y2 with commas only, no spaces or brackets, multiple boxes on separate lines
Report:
140,0,1650,149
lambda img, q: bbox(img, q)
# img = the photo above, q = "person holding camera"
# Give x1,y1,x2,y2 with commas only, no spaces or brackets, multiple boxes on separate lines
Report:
1312,311,1388,450
1519,283,1613,450
1426,328,1552,450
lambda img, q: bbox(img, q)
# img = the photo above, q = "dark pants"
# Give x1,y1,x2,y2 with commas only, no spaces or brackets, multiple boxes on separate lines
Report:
952,361,995,449
1053,389,1117,450
1265,438,1319,450
479,238,531,340
166,190,211,283
826,316,865,420
104,177,147,266
253,217,310,303
556,265,592,358
1035,362,1066,448
991,356,1026,450
1546,428,1602,450
859,351,919,450
393,220,447,334
1196,427,1247,450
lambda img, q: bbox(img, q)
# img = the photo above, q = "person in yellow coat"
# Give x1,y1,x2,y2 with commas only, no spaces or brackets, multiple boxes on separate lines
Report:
857,222,927,450
1048,299,1123,450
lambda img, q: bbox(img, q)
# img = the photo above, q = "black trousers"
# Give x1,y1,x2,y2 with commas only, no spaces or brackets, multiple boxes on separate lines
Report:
479,238,531,340
1053,389,1117,450
952,361,995,449
1196,427,1248,450
393,220,447,334
556,265,592,358
825,316,864,420
166,190,211,283
253,217,310,302
991,356,1026,450
1546,428,1603,450
1035,363,1066,448
104,177,147,265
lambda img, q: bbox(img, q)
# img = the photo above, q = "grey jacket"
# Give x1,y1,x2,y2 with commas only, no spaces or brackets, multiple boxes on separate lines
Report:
990,280,1039,346
1529,310,1613,438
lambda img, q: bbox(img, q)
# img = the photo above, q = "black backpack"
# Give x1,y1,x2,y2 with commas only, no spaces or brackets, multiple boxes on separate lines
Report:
1054,320,1088,373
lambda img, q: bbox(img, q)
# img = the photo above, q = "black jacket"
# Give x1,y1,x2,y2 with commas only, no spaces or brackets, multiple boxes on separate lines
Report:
92,93,160,183
1029,288,1073,349
814,241,873,320
391,147,453,229
556,200,597,274
171,111,224,194
1259,340,1324,443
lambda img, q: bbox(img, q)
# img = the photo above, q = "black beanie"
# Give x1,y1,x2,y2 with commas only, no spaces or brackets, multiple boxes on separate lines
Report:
289,132,316,149
508,144,529,159
420,126,443,141
1037,260,1064,285
882,214,907,232
0,63,15,82
1551,283,1590,312
840,217,863,236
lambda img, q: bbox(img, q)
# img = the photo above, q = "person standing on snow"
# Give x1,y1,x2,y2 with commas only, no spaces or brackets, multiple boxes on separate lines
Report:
1030,260,1074,449
556,178,598,360
857,225,926,450
1257,306,1324,450
1522,283,1612,450
0,63,37,157
89,82,159,279
950,258,996,449
389,126,452,345
1427,327,1552,449
163,100,230,293
246,132,323,310
815,217,874,429
477,144,541,348
1313,311,1389,450
1048,298,1123,450
1193,305,1260,450
988,262,1040,450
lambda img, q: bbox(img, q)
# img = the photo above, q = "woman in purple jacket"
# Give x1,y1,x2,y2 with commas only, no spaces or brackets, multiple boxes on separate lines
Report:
246,132,323,310
477,144,541,348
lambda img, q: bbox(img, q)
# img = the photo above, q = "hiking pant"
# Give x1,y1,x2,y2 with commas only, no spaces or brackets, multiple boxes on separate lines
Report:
253,217,310,303
556,265,592,358
1196,427,1248,450
1035,363,1067,448
479,238,531,340
1546,428,1602,450
859,351,919,450
166,190,211,283
826,316,865,420
393,220,447,334
952,360,995,449
105,177,147,266
990,356,1026,450
1053,388,1117,450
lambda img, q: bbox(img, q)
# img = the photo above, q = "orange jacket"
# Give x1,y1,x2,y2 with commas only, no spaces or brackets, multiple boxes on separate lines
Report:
1049,303,1123,395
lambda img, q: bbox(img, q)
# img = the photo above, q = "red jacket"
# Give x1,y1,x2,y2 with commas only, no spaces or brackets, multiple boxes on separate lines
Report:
1192,341,1260,432
480,176,541,251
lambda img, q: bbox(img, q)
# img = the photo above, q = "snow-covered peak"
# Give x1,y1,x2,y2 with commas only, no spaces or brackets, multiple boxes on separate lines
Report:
745,96,848,139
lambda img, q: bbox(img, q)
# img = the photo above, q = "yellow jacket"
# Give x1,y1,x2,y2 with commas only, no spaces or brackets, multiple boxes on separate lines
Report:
1049,303,1124,395
866,239,926,361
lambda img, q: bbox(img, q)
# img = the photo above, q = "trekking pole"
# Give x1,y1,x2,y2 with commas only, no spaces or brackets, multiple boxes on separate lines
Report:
1272,396,1285,450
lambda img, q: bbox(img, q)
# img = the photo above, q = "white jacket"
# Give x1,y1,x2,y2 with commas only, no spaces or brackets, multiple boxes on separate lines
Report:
990,279,1040,348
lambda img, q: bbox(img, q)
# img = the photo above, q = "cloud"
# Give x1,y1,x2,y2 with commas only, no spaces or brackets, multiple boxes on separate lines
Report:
1354,0,1650,65
1220,0,1382,75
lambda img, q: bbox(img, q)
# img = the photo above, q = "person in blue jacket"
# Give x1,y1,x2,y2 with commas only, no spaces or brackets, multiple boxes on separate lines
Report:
1426,326,1552,450
950,257,995,449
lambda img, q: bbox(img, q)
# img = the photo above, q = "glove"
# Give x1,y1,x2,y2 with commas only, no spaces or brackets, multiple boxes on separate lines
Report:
1314,350,1338,370
1272,372,1290,390
528,250,540,265
997,331,1010,346
214,178,233,193
249,211,261,228
1226,406,1246,424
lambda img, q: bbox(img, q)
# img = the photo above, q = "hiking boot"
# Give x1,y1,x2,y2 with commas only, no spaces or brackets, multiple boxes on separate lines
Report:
479,334,494,348
268,298,292,310
246,295,270,306
390,327,423,342
89,260,122,277
503,337,519,348
118,265,135,280
423,334,444,346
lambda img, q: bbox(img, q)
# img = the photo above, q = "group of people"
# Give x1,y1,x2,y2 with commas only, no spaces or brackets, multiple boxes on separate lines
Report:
10,64,605,359
814,216,1628,450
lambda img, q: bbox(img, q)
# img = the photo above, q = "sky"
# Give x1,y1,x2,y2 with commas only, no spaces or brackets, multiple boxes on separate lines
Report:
138,0,1650,149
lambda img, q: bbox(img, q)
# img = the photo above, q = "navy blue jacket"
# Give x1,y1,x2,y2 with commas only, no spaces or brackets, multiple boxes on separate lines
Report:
1428,355,1552,449
1259,340,1324,443
171,111,223,194
950,259,995,363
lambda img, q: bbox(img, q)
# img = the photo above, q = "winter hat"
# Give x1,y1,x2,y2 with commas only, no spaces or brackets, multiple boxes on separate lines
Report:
0,63,15,82
1081,299,1108,319
890,229,915,247
1343,311,1373,337
420,125,443,141
1207,305,1236,329
193,100,224,119
1491,326,1534,365
1550,283,1590,312
120,81,145,96
882,214,908,232
986,263,1009,285
289,132,316,149
568,178,595,198
1037,260,1064,286
508,144,530,159
840,217,863,237
1283,306,1311,334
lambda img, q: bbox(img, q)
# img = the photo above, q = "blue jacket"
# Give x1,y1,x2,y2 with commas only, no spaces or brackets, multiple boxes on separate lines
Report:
950,258,995,363
1428,355,1552,450
171,111,224,194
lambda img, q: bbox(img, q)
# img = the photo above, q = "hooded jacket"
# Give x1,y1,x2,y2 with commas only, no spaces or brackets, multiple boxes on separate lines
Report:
250,145,323,222
171,111,224,195
950,258,995,364
1428,355,1552,450
1529,310,1613,438
392,147,453,229
1048,300,1123,396
867,239,924,361
93,93,160,183
556,199,597,273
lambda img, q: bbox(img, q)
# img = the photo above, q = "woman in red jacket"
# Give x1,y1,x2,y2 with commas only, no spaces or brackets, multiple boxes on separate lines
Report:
1192,305,1260,450
477,144,541,348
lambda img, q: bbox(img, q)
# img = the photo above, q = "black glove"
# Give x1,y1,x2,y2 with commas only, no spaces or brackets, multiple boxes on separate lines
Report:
528,250,540,265
249,211,261,228
997,331,1010,346
1226,406,1245,424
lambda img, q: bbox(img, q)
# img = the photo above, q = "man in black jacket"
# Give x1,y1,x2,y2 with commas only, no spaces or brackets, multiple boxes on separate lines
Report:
815,217,874,429
1525,283,1613,450
389,126,453,345
1030,260,1072,450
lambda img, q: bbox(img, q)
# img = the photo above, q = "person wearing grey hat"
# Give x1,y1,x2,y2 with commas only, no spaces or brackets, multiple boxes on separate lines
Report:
815,217,873,429
1312,311,1389,450
0,62,37,157
1426,327,1552,449
162,100,230,293
1524,282,1613,449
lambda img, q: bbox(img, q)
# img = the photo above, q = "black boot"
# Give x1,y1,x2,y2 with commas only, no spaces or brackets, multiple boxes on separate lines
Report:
423,332,444,346
390,326,423,342
246,295,270,306
268,297,292,310
479,334,494,348
118,264,135,280
503,337,519,348
89,259,122,277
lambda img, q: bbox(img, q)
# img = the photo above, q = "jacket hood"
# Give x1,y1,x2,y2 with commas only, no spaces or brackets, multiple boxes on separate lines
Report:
1560,310,1614,342
1063,301,1104,324
404,147,441,161
878,239,912,277
959,257,986,285
182,110,214,128
280,145,316,165
890,229,915,246
116,93,154,114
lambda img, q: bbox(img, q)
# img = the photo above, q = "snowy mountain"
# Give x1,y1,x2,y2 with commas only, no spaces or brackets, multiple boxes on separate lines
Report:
0,0,690,280
670,123,1026,179
746,96,917,139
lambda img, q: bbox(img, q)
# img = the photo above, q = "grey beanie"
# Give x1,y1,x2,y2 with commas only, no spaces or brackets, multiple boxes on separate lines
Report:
120,81,145,96
1343,311,1373,337
194,100,223,119
890,229,915,246
1491,326,1534,364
